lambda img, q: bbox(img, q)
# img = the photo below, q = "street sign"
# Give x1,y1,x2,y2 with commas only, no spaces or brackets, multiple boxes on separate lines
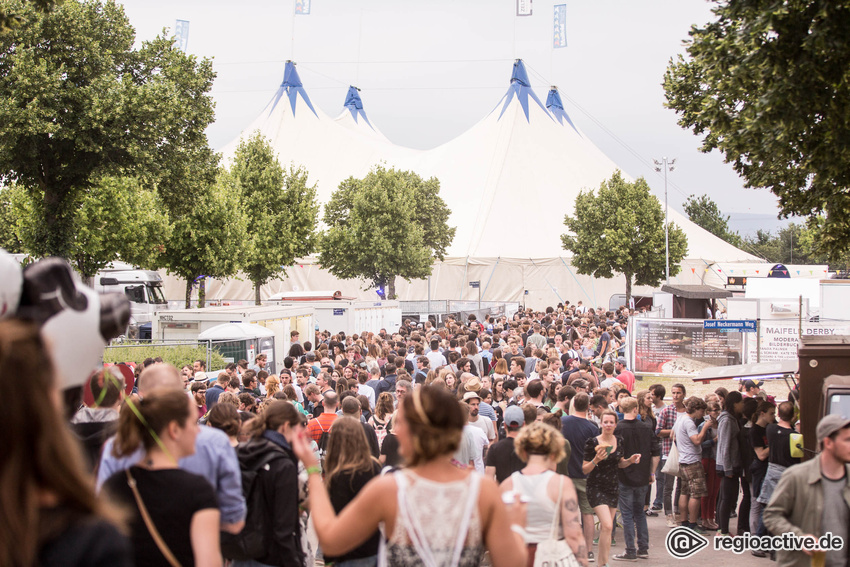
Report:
469,281,480,288
704,319,756,332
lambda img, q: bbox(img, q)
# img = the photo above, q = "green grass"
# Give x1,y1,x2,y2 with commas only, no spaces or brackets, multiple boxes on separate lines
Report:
633,374,791,401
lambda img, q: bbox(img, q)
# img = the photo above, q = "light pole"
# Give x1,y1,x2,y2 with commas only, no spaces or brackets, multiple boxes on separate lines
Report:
653,157,676,283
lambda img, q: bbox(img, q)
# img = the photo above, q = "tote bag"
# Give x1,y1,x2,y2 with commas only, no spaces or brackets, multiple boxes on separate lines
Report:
661,419,684,478
533,477,582,567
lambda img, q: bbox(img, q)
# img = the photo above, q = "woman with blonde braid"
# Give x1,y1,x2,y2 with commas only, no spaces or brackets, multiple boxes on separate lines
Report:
265,375,281,399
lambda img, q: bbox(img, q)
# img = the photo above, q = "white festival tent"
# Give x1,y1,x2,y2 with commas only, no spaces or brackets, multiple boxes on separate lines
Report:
163,60,802,309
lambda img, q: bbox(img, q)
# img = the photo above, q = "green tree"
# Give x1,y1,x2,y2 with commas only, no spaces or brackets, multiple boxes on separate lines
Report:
0,0,216,259
319,166,456,299
663,0,850,258
0,0,54,33
9,176,172,280
0,185,24,252
561,171,688,303
683,194,742,247
163,171,246,308
230,132,319,305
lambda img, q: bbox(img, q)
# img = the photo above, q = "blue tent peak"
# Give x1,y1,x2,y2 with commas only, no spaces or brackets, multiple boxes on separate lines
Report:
498,59,551,123
342,86,376,130
545,87,579,134
511,59,531,87
344,86,364,111
269,60,318,118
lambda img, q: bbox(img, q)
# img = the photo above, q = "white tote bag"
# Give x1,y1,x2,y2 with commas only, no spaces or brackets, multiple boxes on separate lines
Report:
533,477,582,567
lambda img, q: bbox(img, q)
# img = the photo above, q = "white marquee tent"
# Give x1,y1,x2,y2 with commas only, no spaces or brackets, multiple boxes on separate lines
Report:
163,60,812,309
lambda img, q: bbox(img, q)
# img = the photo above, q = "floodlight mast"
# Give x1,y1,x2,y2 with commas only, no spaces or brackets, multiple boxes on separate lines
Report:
653,157,676,283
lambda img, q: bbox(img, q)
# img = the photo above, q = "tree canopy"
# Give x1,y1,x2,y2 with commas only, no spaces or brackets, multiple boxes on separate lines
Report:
0,0,216,259
319,166,455,298
162,170,246,309
230,132,320,305
683,194,742,247
9,176,172,279
663,0,850,257
561,171,688,302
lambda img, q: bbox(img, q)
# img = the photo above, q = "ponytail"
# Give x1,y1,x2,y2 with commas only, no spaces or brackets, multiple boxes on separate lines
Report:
248,400,303,439
113,390,192,457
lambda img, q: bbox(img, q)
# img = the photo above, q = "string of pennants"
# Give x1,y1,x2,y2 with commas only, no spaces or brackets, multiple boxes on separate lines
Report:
690,267,828,275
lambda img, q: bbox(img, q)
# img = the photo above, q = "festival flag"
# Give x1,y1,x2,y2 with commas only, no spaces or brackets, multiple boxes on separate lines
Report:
797,270,800,275
295,0,311,15
517,0,533,16
553,5,567,48
756,270,760,274
691,268,695,274
174,20,190,52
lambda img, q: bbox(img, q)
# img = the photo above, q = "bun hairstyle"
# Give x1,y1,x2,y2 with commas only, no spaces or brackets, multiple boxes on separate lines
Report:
207,402,241,437
246,400,304,439
514,421,566,463
114,389,192,457
401,385,464,467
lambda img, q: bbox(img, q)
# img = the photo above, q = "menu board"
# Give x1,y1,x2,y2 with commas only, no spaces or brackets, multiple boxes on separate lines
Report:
758,322,850,362
633,318,745,376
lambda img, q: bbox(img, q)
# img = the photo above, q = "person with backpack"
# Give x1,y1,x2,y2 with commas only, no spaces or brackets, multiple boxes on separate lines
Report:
369,392,395,453
224,400,307,567
307,391,339,464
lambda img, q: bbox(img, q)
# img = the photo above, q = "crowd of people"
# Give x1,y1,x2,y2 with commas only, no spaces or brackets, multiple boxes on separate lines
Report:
2,302,849,567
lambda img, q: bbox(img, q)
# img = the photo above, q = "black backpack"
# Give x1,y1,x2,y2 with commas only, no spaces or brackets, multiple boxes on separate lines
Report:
316,419,331,462
221,447,285,560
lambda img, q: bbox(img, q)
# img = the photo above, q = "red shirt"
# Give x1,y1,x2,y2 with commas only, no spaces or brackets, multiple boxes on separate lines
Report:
307,412,338,443
617,370,636,393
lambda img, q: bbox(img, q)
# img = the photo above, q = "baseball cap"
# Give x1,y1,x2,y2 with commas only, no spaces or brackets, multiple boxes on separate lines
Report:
816,414,850,443
616,357,627,365
462,391,481,402
504,405,524,428
742,379,764,389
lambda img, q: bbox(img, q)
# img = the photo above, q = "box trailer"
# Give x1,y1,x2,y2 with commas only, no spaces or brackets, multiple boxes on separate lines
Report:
152,305,314,374
269,297,401,335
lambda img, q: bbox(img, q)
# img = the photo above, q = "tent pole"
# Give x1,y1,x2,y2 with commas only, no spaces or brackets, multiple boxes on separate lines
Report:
530,258,564,304
459,256,470,300
481,258,501,301
559,257,595,306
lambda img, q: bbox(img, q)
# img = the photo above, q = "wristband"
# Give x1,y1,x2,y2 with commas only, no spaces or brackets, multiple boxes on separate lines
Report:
306,465,321,476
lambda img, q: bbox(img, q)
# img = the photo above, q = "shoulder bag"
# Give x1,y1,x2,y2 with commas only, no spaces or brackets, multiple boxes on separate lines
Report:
126,469,182,567
533,476,581,567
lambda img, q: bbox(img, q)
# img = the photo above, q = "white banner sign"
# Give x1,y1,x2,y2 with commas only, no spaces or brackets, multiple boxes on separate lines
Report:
758,322,850,362
174,20,190,52
517,0,533,16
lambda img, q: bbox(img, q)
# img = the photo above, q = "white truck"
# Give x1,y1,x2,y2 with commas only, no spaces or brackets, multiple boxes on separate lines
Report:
94,262,169,337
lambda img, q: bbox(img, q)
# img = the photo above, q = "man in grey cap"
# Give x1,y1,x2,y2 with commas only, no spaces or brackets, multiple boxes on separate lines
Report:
764,414,850,567
484,405,527,483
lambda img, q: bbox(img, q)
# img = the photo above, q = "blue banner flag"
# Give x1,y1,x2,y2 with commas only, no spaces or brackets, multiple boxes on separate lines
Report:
295,0,311,15
174,20,189,52
553,5,567,48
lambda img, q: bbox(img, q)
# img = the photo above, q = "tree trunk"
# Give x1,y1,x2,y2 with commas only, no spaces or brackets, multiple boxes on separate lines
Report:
185,279,192,309
387,276,396,300
42,186,75,259
255,283,261,305
625,273,632,307
197,278,206,308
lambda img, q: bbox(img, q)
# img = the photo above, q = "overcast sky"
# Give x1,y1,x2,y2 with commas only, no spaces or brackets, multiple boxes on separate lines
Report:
117,0,788,231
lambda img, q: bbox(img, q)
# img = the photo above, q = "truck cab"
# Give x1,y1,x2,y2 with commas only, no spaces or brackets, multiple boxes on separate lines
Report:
94,263,168,336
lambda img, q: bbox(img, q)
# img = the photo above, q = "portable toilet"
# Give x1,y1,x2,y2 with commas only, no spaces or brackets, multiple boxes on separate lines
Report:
198,323,276,370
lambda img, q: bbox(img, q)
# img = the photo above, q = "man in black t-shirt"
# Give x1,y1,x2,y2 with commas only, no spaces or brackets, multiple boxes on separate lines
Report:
484,406,526,483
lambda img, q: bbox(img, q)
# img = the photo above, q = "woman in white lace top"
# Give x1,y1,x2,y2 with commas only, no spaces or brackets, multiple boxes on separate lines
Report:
292,385,528,567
